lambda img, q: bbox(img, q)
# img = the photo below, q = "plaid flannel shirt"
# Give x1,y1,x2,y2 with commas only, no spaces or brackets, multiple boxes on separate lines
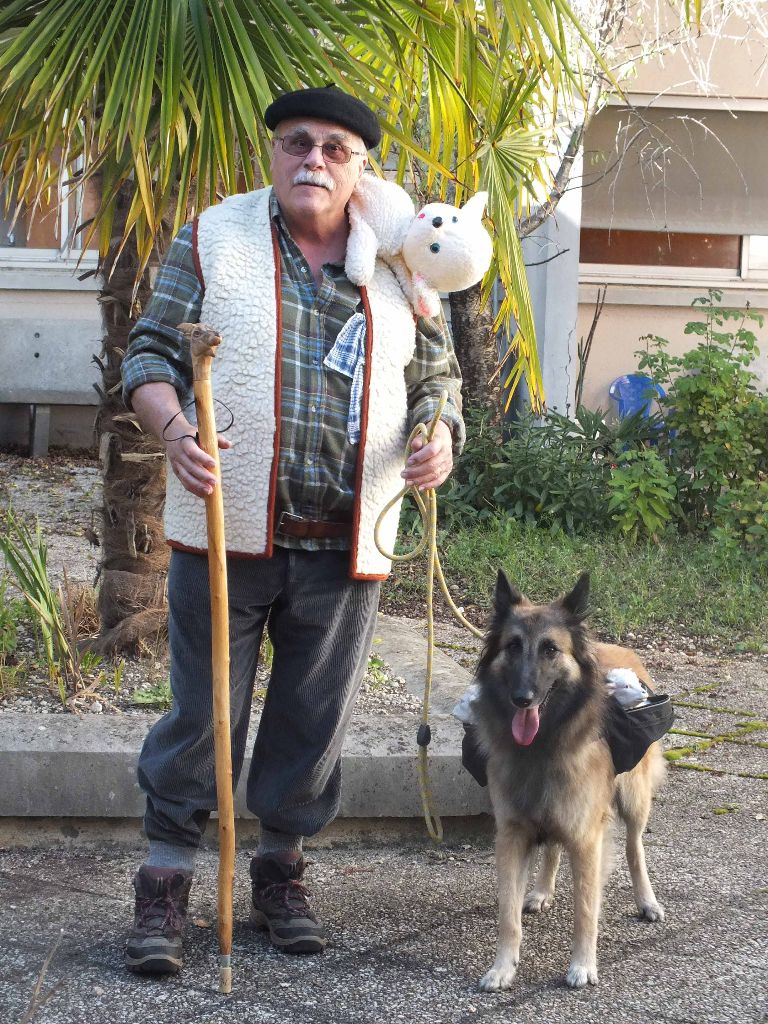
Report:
122,193,465,550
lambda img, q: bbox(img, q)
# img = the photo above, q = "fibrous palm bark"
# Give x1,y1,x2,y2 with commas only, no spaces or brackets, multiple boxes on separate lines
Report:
91,180,168,654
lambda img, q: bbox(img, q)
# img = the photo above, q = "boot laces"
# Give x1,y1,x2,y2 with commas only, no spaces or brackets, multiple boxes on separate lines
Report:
260,878,316,919
136,895,184,934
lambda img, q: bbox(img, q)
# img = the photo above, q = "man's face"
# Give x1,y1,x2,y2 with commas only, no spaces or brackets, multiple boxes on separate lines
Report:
270,117,367,226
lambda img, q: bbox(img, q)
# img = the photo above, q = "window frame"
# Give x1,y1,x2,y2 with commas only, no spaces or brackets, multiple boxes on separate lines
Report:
0,158,98,272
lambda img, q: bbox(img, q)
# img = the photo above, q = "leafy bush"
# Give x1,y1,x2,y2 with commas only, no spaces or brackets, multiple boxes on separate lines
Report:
0,510,75,701
712,476,768,565
435,405,658,535
399,291,766,563
637,289,768,530
0,575,28,694
607,449,678,541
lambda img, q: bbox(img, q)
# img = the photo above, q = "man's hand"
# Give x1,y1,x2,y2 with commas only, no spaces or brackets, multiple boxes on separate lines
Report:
130,382,233,499
402,419,454,491
166,427,232,498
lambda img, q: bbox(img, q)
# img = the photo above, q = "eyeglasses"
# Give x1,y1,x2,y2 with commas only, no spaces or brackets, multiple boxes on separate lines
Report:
274,131,366,165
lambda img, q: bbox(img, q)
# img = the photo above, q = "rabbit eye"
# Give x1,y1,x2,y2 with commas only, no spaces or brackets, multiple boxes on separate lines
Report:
430,242,440,253
452,215,458,223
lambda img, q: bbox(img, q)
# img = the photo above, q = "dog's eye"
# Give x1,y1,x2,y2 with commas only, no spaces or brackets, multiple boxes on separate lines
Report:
505,636,522,654
540,641,559,658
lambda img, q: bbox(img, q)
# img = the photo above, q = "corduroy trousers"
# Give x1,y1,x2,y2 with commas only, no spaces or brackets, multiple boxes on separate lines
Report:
138,547,380,848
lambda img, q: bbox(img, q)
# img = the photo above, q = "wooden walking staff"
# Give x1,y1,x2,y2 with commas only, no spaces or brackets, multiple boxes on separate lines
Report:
178,322,235,994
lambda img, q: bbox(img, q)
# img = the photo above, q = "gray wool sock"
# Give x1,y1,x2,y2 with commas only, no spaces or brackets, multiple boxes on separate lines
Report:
145,840,197,873
257,827,303,859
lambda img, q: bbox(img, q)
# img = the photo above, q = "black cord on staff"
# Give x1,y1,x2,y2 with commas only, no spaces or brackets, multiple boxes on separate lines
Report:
161,396,235,444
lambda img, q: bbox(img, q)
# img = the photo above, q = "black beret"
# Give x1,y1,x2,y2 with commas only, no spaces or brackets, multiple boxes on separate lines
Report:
264,85,381,150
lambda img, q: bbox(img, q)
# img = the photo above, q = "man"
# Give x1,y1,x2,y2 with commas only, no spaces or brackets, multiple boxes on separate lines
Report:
121,85,464,973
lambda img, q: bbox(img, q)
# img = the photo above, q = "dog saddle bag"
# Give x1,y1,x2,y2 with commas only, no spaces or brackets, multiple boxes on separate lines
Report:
460,691,675,786
603,691,675,774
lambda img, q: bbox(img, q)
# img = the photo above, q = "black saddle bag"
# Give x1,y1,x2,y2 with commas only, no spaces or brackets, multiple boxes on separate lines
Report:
461,692,675,786
603,692,675,774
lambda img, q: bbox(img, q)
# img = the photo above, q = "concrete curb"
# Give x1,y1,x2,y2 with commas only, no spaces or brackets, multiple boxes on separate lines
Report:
1,614,490,820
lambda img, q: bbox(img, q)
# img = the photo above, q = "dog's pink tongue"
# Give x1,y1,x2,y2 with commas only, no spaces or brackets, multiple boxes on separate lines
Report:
512,706,540,746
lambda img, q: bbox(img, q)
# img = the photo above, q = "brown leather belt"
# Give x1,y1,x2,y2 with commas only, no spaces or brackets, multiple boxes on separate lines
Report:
275,511,352,540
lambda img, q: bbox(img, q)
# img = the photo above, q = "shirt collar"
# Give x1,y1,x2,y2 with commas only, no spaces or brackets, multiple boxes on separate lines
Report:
268,190,346,271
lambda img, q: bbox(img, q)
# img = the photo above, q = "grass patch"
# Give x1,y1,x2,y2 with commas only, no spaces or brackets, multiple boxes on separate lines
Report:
131,679,172,710
390,517,768,648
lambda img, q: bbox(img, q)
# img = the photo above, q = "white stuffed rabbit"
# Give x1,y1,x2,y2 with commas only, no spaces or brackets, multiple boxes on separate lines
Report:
346,176,493,318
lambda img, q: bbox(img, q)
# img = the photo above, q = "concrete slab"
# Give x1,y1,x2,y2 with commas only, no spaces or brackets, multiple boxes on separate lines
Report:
0,710,490,820
372,614,472,713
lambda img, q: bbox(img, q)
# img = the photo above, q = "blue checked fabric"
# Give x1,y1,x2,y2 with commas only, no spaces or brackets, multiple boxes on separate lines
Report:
323,311,367,443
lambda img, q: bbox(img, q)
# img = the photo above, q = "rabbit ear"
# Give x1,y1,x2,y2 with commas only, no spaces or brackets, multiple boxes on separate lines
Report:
461,191,488,218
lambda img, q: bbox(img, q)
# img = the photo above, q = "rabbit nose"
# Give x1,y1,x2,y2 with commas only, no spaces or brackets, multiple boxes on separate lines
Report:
431,216,443,228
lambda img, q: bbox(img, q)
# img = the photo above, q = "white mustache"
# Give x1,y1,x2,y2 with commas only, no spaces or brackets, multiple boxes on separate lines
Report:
292,170,336,192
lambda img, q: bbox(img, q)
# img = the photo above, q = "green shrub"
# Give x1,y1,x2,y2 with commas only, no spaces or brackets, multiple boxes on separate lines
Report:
637,289,768,530
607,449,678,542
435,405,658,535
0,510,74,701
712,476,768,565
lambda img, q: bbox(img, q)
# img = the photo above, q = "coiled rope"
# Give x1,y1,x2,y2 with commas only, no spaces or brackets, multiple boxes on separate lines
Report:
374,390,483,842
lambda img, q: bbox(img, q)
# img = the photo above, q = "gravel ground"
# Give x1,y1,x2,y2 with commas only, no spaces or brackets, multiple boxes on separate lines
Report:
0,452,420,718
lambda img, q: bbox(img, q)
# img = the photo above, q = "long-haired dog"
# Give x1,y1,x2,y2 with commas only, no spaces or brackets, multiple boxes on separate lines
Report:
473,571,667,991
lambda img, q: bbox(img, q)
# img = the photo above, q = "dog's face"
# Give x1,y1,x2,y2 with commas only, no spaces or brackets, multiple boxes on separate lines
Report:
476,571,593,747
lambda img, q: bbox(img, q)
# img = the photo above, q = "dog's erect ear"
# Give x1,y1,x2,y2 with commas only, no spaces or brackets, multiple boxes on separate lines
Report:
495,569,525,613
561,572,590,618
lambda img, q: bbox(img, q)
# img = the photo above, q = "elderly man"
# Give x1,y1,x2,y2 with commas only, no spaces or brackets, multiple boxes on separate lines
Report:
121,86,464,974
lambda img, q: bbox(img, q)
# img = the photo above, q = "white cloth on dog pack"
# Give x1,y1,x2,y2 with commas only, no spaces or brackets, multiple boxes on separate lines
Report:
452,682,481,724
605,668,650,709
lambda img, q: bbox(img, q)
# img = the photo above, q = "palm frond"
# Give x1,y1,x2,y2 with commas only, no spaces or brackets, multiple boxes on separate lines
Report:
0,0,656,406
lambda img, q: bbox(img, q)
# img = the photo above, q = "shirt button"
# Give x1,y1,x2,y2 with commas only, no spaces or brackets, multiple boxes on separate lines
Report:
305,457,312,466
310,404,317,413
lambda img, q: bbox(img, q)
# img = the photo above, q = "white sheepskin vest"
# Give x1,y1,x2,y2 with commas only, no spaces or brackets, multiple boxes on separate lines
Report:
163,187,416,579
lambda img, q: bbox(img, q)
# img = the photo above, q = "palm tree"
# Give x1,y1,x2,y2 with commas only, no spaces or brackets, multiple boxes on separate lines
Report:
0,1,698,649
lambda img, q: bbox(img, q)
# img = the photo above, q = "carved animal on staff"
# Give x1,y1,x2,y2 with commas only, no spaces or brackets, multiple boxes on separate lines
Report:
345,175,494,318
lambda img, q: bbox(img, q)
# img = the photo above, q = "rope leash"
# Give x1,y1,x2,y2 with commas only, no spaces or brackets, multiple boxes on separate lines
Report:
374,390,483,842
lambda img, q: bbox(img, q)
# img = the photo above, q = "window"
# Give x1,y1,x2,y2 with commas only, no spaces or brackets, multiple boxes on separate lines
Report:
580,228,741,273
0,160,98,267
742,236,768,281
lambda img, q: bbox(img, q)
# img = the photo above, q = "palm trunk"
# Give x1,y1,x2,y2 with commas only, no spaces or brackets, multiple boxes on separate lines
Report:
92,179,169,654
448,282,501,418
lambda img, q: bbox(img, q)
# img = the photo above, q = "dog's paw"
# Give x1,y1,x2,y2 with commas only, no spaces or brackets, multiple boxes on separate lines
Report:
523,892,553,914
565,962,598,989
479,962,518,992
638,900,665,923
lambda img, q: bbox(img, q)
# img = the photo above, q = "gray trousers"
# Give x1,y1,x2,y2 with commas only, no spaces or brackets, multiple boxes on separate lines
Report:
138,548,380,848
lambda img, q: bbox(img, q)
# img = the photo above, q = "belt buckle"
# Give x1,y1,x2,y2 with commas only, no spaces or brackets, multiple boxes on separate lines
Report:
277,511,303,534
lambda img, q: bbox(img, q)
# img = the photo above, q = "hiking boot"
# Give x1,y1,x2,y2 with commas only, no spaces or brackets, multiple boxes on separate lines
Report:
249,855,327,954
125,866,193,974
